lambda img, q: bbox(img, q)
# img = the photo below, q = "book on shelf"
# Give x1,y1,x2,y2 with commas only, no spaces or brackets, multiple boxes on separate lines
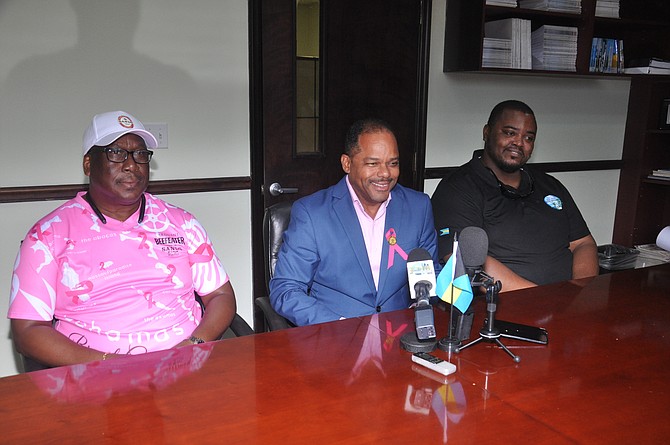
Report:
589,38,624,73
650,169,670,178
628,58,670,70
483,38,513,68
648,174,670,181
625,57,670,75
486,0,518,6
485,18,532,70
595,0,620,18
518,0,581,13
624,66,670,75
531,25,577,72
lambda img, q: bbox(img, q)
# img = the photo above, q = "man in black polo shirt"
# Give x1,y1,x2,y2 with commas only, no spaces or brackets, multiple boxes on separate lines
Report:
431,100,598,291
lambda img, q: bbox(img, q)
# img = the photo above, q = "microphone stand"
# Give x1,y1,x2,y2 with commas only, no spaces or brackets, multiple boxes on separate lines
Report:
400,283,438,353
456,276,521,363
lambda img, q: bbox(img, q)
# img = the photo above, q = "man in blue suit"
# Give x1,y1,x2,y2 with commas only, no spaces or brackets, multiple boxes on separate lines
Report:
270,119,439,326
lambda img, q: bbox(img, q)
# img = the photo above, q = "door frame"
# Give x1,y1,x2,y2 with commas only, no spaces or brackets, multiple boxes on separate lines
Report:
248,0,433,331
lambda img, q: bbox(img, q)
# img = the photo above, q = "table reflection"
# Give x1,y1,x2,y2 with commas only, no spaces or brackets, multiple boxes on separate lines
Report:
28,343,213,404
405,365,467,444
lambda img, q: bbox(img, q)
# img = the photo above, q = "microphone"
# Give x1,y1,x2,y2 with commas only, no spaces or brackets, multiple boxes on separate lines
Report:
450,227,523,362
458,226,493,287
406,248,437,341
445,227,489,344
400,248,439,352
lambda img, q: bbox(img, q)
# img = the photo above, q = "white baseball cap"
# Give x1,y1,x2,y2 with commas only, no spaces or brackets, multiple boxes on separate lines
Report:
82,111,158,156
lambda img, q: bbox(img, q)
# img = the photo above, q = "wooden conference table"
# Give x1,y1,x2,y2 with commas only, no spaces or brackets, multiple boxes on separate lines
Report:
1,265,669,444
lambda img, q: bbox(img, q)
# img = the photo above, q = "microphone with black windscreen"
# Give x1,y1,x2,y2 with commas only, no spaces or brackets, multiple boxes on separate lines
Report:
454,228,524,362
438,227,490,350
459,226,493,287
400,248,438,353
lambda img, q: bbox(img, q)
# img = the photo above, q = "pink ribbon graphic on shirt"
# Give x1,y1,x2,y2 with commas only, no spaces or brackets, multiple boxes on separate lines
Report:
66,281,93,304
138,232,149,249
144,291,154,309
33,223,50,242
385,228,408,269
192,243,214,263
165,264,177,281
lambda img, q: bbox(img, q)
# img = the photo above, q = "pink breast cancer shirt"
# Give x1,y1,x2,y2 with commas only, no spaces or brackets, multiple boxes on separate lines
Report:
8,192,229,355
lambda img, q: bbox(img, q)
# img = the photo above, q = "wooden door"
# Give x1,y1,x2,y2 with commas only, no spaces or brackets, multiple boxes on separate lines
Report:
250,0,432,330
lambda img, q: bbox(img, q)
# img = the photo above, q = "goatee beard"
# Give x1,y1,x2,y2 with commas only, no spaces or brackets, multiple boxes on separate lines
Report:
494,158,522,174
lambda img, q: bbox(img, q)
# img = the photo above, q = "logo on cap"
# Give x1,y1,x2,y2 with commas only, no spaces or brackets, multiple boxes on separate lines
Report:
118,115,134,129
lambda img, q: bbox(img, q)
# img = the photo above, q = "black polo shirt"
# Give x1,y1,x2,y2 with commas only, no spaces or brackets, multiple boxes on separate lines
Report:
431,150,591,286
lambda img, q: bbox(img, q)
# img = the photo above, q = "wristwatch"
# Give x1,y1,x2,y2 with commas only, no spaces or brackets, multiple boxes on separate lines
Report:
188,336,205,344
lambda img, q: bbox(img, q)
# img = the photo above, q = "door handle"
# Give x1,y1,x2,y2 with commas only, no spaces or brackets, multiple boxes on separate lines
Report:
268,182,299,196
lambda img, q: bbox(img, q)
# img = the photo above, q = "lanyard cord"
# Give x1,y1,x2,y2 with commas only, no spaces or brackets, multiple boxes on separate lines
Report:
83,193,146,224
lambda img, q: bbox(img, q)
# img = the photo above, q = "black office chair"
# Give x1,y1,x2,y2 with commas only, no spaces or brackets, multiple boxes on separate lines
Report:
255,201,295,331
21,355,50,373
226,313,255,337
195,294,254,338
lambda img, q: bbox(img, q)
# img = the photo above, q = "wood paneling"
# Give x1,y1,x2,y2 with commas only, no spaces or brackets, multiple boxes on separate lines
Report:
0,177,252,204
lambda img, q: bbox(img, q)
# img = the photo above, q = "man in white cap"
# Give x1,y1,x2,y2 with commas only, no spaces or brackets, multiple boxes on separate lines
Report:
8,111,237,369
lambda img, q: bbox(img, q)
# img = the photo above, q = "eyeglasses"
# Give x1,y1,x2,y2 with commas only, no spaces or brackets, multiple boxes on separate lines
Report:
488,168,535,199
89,147,153,164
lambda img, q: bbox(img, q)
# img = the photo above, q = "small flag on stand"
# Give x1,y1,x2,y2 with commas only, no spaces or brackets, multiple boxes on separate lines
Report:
435,236,473,313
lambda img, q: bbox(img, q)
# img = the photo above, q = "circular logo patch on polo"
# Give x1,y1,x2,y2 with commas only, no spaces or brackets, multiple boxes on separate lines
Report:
118,115,134,129
544,195,563,210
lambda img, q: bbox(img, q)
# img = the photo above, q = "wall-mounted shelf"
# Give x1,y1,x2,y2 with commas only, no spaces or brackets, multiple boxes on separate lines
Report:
444,0,670,76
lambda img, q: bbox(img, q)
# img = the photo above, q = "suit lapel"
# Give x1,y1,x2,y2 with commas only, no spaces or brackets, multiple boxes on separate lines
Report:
332,179,376,293
376,188,404,300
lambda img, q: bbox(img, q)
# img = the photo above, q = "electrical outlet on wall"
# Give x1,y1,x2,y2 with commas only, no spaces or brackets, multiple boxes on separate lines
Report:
144,123,168,149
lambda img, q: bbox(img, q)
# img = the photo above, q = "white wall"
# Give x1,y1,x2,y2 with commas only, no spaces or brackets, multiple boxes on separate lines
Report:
0,0,632,377
0,0,250,377
425,0,629,247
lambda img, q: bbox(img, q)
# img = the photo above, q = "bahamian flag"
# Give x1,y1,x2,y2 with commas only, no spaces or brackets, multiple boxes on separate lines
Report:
435,237,473,313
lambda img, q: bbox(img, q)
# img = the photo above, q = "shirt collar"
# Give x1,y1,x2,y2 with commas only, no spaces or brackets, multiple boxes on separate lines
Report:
345,175,392,220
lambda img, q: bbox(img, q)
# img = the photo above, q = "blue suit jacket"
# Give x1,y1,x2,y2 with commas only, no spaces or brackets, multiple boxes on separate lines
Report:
270,177,439,326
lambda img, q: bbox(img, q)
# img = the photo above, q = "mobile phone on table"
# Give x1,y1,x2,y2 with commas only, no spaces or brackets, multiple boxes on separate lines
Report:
494,319,548,344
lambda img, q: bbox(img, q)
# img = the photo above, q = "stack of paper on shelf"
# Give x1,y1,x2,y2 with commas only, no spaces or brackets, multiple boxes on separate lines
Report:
531,25,578,71
624,58,670,75
486,0,518,6
595,0,620,18
648,169,670,181
485,18,532,69
483,38,513,68
518,0,581,13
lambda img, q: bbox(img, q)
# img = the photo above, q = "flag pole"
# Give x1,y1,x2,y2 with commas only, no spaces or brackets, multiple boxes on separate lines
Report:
438,232,461,353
